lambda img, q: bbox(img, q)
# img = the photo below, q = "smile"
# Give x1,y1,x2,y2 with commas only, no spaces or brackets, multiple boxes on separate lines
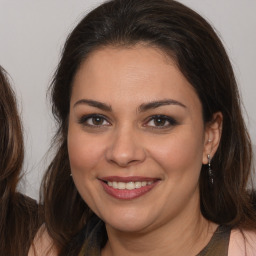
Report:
99,176,159,200
107,181,153,190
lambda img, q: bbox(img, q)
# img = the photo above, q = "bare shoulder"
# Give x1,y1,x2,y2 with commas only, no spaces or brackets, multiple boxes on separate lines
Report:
228,228,256,256
28,224,58,256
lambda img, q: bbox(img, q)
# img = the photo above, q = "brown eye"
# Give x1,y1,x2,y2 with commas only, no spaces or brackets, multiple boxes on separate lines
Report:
78,114,111,127
154,117,168,126
145,115,178,129
91,116,104,125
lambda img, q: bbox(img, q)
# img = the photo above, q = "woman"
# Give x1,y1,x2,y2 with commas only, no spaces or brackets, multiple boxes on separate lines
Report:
0,66,42,255
35,0,256,255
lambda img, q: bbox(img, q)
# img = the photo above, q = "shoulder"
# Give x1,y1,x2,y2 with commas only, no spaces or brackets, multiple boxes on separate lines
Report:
28,224,58,256
228,228,256,256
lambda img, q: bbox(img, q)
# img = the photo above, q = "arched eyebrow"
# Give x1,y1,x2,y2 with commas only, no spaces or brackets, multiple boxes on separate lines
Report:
138,99,186,112
73,98,186,112
73,99,112,111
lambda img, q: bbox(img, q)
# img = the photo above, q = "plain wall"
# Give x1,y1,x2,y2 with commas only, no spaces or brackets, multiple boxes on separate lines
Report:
0,0,255,200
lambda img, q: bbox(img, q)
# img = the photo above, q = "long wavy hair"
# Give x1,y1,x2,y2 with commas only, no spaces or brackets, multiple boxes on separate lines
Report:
42,0,256,253
0,66,41,255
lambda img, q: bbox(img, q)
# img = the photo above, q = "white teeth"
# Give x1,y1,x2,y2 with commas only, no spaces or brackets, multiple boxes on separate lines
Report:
107,181,154,190
126,182,135,190
113,181,118,189
118,182,126,189
135,181,142,189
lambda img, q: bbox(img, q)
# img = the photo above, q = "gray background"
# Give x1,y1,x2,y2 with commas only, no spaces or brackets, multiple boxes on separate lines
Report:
0,0,255,200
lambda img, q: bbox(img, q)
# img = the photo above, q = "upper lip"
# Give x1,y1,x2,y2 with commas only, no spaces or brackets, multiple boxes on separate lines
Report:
99,176,159,182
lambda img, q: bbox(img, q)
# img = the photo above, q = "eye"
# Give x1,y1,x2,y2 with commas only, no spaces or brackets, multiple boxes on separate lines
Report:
145,115,177,128
78,114,111,127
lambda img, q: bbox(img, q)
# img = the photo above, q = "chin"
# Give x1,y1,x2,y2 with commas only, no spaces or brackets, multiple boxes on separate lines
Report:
107,220,151,233
102,209,155,233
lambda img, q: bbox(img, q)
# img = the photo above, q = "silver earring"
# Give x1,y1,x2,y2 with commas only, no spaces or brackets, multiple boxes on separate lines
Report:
207,154,214,185
70,173,72,177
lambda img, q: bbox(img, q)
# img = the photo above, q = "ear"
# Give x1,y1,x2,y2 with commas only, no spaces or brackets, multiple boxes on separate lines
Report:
202,112,223,164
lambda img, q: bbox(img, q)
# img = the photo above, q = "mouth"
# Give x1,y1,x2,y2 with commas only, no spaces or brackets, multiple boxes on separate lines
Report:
99,176,160,200
105,180,153,190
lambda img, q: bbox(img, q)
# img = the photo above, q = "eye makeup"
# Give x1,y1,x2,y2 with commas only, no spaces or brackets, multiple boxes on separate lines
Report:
143,115,178,129
78,113,111,128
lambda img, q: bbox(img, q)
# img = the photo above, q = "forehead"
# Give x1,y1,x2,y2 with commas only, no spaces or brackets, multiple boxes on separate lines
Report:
71,45,201,111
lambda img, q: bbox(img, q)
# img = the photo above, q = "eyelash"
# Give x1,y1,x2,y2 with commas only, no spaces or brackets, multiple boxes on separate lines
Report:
78,114,111,127
78,114,178,129
144,115,178,129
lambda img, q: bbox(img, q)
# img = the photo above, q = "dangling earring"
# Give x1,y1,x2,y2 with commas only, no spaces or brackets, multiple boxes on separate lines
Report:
70,172,72,177
207,154,214,185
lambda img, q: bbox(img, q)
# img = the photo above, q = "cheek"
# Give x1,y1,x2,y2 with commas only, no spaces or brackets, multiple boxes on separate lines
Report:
148,128,204,178
68,128,105,213
67,127,104,177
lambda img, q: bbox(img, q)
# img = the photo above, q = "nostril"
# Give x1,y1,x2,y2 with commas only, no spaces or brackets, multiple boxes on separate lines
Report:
105,135,146,167
109,158,142,167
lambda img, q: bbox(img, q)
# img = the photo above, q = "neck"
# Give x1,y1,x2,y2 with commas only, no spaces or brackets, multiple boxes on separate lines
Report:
102,196,218,256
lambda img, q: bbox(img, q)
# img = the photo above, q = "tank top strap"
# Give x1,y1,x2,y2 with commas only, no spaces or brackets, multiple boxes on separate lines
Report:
196,225,231,256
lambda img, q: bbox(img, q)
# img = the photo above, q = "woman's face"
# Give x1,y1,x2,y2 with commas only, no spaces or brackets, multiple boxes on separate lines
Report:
68,45,213,233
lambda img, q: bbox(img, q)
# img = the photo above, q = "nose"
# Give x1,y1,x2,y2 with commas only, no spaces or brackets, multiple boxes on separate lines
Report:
105,126,146,167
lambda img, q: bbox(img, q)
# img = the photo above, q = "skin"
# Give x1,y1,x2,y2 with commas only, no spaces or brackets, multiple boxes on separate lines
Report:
68,45,222,256
28,226,58,256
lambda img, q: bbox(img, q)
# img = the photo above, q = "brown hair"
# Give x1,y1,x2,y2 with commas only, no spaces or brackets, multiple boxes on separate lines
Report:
0,66,41,255
42,0,256,253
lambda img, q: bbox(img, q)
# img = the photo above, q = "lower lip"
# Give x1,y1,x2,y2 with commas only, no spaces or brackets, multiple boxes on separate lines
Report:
100,180,159,200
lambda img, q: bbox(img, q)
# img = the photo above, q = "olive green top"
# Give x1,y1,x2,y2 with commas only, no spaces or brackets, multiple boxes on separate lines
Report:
197,225,231,256
78,218,231,256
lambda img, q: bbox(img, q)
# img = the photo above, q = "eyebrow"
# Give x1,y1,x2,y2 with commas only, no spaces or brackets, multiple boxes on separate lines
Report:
73,98,186,112
138,99,186,112
73,99,112,112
